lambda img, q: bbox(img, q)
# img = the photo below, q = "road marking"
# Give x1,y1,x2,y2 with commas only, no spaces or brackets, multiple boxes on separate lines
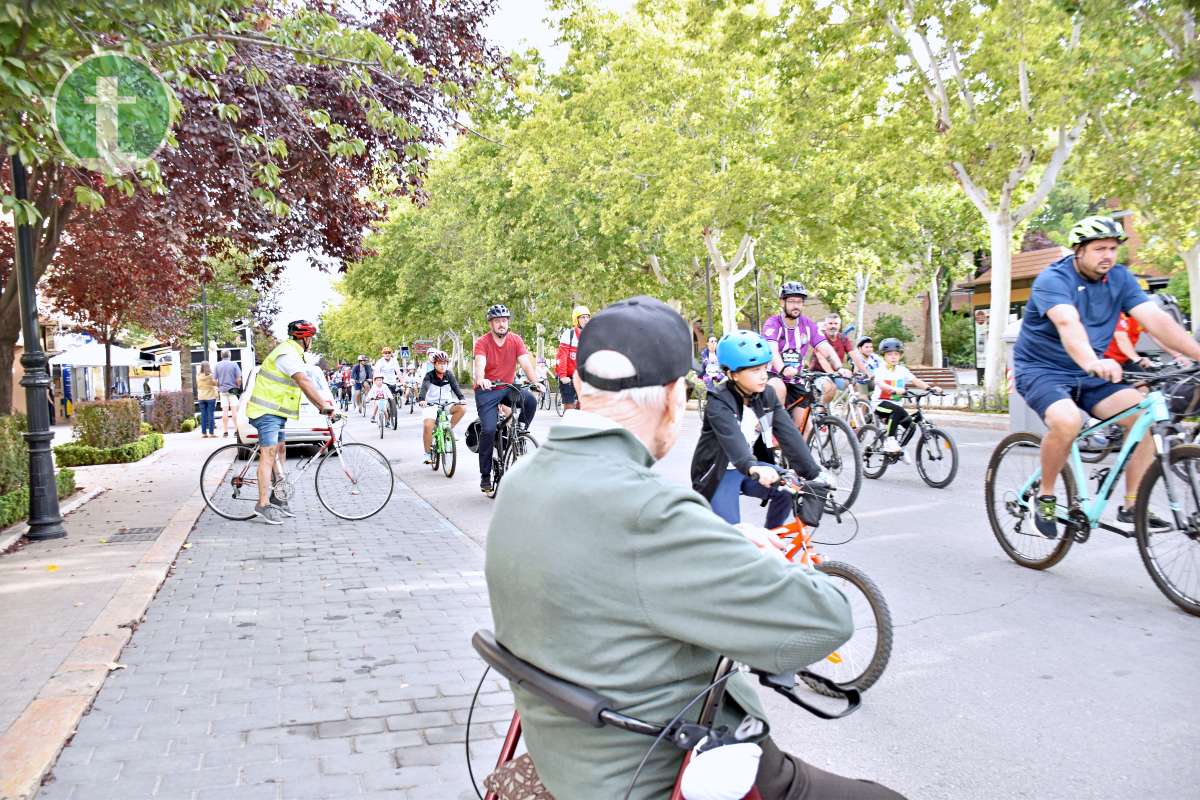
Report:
852,502,939,520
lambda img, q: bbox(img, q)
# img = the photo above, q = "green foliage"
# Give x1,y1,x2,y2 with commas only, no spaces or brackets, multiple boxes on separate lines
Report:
941,312,975,367
147,391,192,433
0,470,76,530
0,414,27,495
869,313,915,344
53,432,164,467
1025,184,1094,247
180,417,197,433
72,399,141,448
1167,271,1191,318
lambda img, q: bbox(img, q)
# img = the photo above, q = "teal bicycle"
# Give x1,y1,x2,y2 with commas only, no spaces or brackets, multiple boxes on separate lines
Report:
984,367,1200,616
429,400,464,478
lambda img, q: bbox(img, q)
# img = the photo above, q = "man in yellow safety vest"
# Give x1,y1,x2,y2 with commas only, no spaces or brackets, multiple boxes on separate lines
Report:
243,320,334,524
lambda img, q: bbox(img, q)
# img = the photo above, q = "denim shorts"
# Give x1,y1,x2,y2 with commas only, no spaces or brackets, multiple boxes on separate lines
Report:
249,414,287,446
1015,367,1127,419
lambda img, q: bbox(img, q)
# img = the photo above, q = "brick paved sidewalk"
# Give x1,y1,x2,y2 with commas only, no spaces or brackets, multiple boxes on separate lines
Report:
37,474,510,800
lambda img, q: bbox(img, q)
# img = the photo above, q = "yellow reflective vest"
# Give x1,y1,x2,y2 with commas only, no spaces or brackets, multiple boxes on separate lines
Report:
244,339,305,420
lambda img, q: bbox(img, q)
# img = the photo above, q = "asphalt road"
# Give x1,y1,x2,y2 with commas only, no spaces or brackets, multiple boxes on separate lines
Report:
347,397,1199,800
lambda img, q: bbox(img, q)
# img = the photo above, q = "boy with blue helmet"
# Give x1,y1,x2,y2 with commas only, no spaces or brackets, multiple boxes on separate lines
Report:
690,330,821,528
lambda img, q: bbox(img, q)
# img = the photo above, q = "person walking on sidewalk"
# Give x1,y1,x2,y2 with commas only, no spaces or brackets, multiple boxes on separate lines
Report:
196,361,219,438
243,320,335,524
474,304,542,494
214,350,242,438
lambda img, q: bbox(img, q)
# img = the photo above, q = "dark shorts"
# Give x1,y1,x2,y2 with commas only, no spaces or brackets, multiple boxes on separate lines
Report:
1015,367,1128,419
784,382,809,409
560,380,578,405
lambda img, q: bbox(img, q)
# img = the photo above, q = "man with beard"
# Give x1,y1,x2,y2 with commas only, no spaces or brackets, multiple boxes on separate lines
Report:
762,282,851,430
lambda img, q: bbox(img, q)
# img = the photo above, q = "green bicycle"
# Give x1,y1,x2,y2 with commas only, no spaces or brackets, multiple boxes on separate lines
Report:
429,400,464,478
984,367,1200,616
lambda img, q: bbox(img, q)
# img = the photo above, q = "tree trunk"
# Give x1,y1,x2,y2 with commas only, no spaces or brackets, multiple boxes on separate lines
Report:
179,343,194,402
1185,242,1200,334
703,230,755,335
854,272,869,340
0,335,14,414
928,269,943,368
982,216,1014,395
104,339,112,400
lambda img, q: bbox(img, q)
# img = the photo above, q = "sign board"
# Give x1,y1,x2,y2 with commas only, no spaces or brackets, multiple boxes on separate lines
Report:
412,339,434,357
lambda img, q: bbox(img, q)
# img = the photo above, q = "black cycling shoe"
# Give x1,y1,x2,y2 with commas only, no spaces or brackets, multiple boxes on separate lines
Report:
1033,494,1059,539
1117,506,1171,529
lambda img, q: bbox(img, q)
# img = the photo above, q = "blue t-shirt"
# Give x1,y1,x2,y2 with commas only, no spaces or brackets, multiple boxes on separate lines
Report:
1013,255,1149,374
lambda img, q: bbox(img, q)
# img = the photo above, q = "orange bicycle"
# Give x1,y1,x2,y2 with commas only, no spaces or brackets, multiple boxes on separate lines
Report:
770,473,892,695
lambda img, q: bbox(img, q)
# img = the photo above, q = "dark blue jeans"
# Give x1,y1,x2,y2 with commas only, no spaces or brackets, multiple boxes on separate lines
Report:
199,399,216,434
475,386,538,482
710,460,793,528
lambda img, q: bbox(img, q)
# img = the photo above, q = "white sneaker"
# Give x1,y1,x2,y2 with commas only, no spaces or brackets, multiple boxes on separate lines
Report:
883,436,901,454
898,447,912,465
253,504,285,525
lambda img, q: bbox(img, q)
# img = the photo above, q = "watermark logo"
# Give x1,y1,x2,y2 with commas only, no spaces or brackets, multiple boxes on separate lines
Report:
52,52,171,175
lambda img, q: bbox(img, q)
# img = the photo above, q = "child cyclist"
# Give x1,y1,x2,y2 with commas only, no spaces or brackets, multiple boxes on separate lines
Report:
872,337,943,458
417,350,466,463
364,375,394,424
690,330,822,528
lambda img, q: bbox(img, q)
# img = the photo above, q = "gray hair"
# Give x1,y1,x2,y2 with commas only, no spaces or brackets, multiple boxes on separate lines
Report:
577,350,672,411
219,350,231,360
199,360,212,375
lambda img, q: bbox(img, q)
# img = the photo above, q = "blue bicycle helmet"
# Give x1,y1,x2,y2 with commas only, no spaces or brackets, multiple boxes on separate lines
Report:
716,330,773,371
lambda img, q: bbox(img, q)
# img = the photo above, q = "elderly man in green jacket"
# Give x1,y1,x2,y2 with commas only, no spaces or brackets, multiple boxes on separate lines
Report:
486,296,904,800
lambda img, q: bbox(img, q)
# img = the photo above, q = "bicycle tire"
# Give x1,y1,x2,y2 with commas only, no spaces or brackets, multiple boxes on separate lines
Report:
807,415,862,511
555,390,565,417
378,409,385,439
851,399,872,431
442,428,457,478
802,561,892,696
916,427,959,488
430,429,441,472
314,442,394,520
857,424,889,480
985,432,1076,570
1134,443,1200,616
200,443,261,521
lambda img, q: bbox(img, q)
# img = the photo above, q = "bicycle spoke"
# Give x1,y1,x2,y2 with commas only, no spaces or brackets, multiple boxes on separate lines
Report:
1139,449,1200,614
315,443,394,520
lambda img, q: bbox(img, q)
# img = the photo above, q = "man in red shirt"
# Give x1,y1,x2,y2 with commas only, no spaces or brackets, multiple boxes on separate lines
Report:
555,304,591,411
1103,313,1151,368
474,303,543,493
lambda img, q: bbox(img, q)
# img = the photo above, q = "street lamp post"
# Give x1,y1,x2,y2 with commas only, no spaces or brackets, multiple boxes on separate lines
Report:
11,154,65,540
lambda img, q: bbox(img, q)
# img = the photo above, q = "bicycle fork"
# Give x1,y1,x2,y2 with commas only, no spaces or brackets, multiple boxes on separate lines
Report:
1152,425,1194,530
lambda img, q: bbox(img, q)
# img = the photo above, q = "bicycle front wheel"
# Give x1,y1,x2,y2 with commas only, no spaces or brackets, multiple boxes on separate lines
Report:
807,415,862,511
916,427,959,488
442,429,457,478
378,410,385,439
802,561,892,695
315,443,395,520
857,424,889,480
984,432,1076,570
554,390,565,417
1135,444,1200,616
200,443,261,520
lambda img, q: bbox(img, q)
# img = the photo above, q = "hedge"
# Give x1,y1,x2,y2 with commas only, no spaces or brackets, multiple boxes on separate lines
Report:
0,468,76,529
148,391,192,433
180,417,197,432
73,398,141,448
53,432,164,467
0,414,27,495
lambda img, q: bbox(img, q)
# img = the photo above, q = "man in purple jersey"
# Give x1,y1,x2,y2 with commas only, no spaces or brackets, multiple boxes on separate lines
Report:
762,281,852,430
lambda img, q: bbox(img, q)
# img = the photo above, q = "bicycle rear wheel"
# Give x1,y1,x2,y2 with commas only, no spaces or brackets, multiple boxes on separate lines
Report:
554,390,565,417
378,409,385,439
916,427,959,488
441,428,457,478
315,442,394,520
200,443,261,520
1135,444,1200,616
857,424,889,480
984,432,1076,569
807,415,862,512
802,561,892,695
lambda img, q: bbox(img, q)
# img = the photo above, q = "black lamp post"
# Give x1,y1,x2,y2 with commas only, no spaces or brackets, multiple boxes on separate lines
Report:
11,154,65,540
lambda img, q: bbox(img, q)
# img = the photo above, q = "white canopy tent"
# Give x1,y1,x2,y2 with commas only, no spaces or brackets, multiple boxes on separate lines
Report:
49,342,149,368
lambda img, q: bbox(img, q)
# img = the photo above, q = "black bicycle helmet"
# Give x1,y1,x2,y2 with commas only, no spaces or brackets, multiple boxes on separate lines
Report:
856,336,873,348
779,281,808,299
486,304,511,320
878,337,903,353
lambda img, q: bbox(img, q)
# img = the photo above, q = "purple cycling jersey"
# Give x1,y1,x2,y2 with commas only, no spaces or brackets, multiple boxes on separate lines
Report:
761,313,825,383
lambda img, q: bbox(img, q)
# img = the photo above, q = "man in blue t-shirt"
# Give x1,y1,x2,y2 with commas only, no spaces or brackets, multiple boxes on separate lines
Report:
1014,215,1200,537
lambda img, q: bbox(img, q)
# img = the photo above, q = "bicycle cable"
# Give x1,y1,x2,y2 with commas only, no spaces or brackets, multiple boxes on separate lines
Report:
622,669,737,800
811,504,859,547
465,665,491,800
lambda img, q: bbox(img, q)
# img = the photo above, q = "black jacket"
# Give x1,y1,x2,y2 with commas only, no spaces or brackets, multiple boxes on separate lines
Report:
418,370,464,402
351,363,373,383
690,382,819,500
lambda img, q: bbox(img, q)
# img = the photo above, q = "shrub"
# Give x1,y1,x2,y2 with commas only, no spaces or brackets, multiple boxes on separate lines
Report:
148,391,192,433
0,468,76,529
73,399,141,448
941,312,976,367
180,417,197,432
0,414,27,495
869,313,915,344
53,432,164,467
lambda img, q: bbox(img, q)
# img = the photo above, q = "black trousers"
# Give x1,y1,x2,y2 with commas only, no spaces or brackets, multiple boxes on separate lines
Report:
755,738,907,800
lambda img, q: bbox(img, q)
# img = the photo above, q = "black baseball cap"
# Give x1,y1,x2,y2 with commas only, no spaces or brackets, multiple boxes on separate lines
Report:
576,296,694,391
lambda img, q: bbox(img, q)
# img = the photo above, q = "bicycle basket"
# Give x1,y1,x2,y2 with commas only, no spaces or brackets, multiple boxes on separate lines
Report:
1166,377,1200,417
465,419,481,452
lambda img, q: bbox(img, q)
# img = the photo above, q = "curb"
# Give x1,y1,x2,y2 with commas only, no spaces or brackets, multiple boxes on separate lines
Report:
924,410,1010,432
0,487,108,556
0,488,206,800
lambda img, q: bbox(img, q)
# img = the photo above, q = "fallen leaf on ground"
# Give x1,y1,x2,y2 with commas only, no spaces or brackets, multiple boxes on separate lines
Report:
106,663,126,671
46,564,58,572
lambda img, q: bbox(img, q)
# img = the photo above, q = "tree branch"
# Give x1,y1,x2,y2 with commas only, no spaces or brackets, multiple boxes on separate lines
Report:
884,12,941,126
945,39,977,123
951,162,994,218
728,233,753,274
647,254,667,286
904,0,952,130
1018,60,1031,121
732,238,756,284
1133,6,1184,57
1012,113,1088,223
